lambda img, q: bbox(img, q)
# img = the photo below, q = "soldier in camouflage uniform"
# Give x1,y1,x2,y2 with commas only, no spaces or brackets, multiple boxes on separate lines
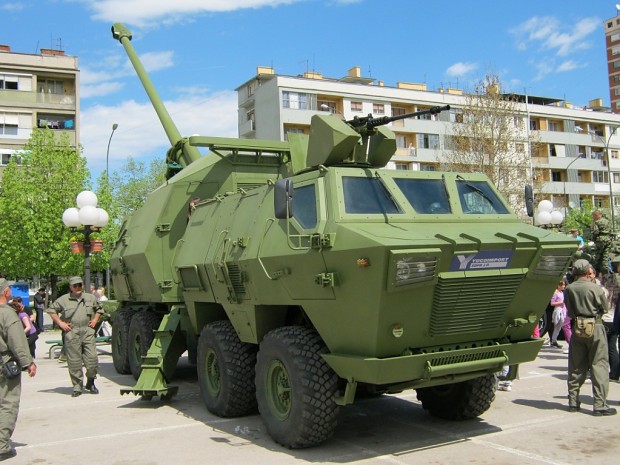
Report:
48,276,103,397
591,210,613,277
0,278,36,461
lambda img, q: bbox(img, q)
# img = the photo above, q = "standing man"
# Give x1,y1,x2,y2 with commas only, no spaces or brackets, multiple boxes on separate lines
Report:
591,210,612,277
0,278,36,461
33,287,46,333
48,276,103,397
564,259,616,416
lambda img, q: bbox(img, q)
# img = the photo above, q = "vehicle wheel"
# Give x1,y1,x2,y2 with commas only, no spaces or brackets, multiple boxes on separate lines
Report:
416,374,497,420
197,320,257,417
127,311,162,380
111,308,134,374
256,326,340,449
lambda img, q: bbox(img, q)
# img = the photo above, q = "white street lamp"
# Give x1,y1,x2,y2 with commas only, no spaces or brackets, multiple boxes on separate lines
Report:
63,190,109,293
535,200,564,229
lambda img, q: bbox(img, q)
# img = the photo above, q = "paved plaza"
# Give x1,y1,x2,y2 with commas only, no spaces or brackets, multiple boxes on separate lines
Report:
7,330,620,465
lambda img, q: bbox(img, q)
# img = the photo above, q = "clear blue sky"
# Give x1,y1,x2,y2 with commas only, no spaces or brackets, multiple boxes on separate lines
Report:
1,0,616,181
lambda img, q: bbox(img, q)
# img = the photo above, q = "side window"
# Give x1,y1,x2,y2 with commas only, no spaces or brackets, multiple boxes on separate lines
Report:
293,184,317,229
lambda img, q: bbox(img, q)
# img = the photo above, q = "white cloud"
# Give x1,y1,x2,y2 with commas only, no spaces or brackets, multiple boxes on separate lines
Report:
445,62,478,77
80,89,238,173
81,82,125,99
556,60,582,73
510,16,599,57
84,0,303,27
1,2,25,11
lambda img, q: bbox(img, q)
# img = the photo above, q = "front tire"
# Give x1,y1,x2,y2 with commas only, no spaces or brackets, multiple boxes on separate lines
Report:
416,374,497,420
256,326,339,449
197,320,257,417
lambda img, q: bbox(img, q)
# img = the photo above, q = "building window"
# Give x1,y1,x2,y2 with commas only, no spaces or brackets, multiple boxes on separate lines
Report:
614,61,620,69
38,79,63,94
614,47,620,56
417,133,439,149
351,101,362,112
612,150,619,159
551,171,562,182
594,196,605,208
1,153,20,165
282,91,310,110
419,164,436,172
0,74,18,90
593,171,609,183
396,134,407,149
515,143,525,152
612,33,620,42
548,121,561,132
614,173,620,183
530,120,539,130
284,127,305,141
450,110,464,123
373,103,385,115
395,162,409,171
513,116,524,128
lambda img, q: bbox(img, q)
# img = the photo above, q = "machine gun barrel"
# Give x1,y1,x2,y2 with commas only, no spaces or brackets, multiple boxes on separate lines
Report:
111,23,201,167
347,105,451,130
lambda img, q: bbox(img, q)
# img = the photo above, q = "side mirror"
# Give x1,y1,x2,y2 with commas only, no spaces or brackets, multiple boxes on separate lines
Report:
274,179,294,219
524,184,534,218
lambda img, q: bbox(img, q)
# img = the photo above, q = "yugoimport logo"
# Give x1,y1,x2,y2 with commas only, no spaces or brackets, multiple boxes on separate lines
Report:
450,250,512,271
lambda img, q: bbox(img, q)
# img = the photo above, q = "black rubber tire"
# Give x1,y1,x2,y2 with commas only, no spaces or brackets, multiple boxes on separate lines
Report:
111,308,134,374
127,311,162,380
197,320,258,417
416,374,497,420
255,326,340,449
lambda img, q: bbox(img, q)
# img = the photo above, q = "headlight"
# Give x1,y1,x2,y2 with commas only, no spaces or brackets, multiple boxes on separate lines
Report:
395,256,436,286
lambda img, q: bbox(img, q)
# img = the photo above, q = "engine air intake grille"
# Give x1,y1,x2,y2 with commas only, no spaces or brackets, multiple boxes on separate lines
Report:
535,253,572,277
429,273,524,337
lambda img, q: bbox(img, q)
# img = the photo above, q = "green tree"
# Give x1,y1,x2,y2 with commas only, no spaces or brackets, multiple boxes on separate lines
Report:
439,74,542,217
0,129,89,295
105,157,166,221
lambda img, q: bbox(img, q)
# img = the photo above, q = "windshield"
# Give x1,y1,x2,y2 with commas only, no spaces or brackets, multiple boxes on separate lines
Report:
342,177,401,214
456,180,510,214
394,178,451,214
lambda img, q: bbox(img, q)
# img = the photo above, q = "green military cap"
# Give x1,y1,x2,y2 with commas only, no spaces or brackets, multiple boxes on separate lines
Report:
69,276,83,286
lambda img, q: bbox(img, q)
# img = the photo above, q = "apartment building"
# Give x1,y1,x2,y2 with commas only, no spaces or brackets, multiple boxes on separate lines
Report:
605,9,620,114
0,45,79,184
236,66,620,214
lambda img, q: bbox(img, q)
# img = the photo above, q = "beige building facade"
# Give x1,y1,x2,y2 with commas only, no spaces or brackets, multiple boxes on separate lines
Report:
0,45,79,184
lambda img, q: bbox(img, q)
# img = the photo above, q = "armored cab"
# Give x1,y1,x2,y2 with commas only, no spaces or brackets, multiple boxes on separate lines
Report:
109,23,578,449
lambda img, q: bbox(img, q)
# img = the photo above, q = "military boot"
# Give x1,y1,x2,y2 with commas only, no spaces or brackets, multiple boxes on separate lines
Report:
85,378,99,394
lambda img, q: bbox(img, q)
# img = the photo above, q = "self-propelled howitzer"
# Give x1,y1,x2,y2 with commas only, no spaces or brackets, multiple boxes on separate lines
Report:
108,22,577,449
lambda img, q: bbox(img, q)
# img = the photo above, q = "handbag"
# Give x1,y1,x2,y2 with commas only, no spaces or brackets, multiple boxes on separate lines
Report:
1,359,20,379
574,316,596,338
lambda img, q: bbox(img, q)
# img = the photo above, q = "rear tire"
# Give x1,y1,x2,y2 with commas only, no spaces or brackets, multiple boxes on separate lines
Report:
416,374,497,420
255,326,339,449
197,320,257,417
111,308,134,374
127,311,162,380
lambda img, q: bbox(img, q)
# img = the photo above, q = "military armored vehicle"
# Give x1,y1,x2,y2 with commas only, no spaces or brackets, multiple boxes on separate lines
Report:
109,23,577,448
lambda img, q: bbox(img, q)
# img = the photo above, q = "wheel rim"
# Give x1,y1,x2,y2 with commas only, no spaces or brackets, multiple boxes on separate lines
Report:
204,348,221,397
266,359,291,421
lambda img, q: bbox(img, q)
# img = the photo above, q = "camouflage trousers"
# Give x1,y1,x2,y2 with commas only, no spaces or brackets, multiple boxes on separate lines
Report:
594,239,612,275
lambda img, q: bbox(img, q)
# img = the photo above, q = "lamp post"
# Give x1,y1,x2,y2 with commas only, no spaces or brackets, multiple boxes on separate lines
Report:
106,123,118,180
605,124,620,232
105,123,117,295
62,191,109,294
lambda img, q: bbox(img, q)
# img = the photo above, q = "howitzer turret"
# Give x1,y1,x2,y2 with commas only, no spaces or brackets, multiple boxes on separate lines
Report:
109,23,578,449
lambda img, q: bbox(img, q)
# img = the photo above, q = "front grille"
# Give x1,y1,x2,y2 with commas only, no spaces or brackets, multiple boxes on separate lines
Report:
429,273,524,337
430,349,504,367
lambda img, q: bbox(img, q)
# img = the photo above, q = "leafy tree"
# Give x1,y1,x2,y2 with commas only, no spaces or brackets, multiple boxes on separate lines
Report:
439,74,542,217
564,199,594,240
0,129,89,296
105,157,166,222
